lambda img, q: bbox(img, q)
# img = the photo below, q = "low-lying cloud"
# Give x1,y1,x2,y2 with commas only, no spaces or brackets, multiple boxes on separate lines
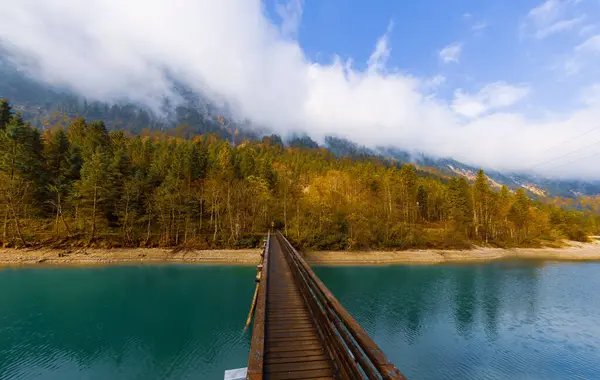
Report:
0,0,599,179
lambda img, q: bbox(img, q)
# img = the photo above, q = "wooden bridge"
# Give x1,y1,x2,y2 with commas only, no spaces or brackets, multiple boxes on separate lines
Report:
244,231,406,380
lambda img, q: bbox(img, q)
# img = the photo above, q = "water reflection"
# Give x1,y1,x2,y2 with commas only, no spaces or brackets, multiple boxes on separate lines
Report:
1,263,599,380
0,266,254,380
315,262,600,380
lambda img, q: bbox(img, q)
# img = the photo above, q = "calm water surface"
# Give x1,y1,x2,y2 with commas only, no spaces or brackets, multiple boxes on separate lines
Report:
315,262,600,380
1,262,599,379
0,265,255,379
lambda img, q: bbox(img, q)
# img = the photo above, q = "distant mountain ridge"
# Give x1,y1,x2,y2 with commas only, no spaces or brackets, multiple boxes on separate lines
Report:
2,60,599,198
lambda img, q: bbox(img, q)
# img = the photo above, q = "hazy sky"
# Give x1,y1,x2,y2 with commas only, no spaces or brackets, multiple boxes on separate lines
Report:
0,0,599,178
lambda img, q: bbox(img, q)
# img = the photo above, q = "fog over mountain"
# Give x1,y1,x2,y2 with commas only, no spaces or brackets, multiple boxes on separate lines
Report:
1,0,600,179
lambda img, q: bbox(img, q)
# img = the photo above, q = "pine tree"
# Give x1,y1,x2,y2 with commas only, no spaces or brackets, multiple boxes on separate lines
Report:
45,129,75,236
75,148,110,240
0,115,44,245
399,164,417,223
473,169,491,242
0,98,12,130
509,189,530,243
448,177,473,238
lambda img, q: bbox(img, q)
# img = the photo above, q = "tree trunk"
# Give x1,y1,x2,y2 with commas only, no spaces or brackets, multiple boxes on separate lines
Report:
91,183,98,240
145,217,152,246
3,206,9,246
296,201,300,240
123,196,130,243
55,202,60,236
227,185,234,244
213,208,218,242
7,196,25,246
284,187,287,236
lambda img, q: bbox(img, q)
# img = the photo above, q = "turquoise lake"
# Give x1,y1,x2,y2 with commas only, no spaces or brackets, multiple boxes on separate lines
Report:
1,262,599,379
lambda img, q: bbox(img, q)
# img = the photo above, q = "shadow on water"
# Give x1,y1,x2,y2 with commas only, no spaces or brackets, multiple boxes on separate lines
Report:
314,261,600,380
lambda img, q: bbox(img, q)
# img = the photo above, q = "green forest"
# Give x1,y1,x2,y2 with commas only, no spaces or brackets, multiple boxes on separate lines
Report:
1,98,599,250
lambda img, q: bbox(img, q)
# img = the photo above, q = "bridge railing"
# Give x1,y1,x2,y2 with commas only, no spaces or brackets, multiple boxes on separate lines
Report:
276,232,407,380
247,231,270,379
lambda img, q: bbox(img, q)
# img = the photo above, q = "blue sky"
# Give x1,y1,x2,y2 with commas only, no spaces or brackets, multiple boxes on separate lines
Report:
1,0,600,178
266,0,600,113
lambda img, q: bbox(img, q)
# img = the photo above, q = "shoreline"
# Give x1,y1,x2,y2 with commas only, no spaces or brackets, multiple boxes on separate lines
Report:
0,248,263,267
304,242,600,265
1,242,600,267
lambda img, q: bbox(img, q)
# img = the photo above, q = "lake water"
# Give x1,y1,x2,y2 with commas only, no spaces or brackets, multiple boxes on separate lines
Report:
1,262,599,379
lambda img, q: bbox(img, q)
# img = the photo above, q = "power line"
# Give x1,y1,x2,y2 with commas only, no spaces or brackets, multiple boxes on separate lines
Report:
531,137,600,168
551,150,600,170
538,126,600,155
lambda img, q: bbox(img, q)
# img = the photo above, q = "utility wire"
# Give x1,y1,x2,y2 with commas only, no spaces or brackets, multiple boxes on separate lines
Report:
531,137,600,168
538,126,600,155
551,150,600,170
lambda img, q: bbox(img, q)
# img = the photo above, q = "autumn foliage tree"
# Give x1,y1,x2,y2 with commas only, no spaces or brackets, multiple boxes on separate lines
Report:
0,98,597,249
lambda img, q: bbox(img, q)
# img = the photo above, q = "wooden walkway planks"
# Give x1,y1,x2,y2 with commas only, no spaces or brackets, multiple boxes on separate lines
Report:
247,231,406,380
263,234,336,380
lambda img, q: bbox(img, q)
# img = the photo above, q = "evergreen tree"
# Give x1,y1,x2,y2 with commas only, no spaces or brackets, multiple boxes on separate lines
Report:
0,98,596,249
509,189,531,243
44,128,75,235
473,169,491,242
448,177,473,237
75,148,110,240
0,98,12,130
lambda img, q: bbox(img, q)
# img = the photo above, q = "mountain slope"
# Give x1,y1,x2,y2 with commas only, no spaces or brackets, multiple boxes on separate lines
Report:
1,63,599,198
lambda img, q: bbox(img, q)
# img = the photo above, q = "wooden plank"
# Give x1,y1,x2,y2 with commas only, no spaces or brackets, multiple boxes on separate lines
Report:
268,330,317,339
267,326,314,333
267,314,311,320
267,335,319,344
267,337,320,347
266,341,324,353
266,349,327,360
253,232,338,379
265,360,332,373
274,232,407,380
267,311,308,317
266,368,335,380
265,354,328,365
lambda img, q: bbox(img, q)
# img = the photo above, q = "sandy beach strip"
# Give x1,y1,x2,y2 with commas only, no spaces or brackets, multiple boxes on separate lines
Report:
0,248,262,267
1,241,600,267
304,242,600,265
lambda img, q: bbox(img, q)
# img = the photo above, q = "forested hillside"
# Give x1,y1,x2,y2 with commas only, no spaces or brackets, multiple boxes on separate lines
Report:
0,98,598,250
3,60,600,199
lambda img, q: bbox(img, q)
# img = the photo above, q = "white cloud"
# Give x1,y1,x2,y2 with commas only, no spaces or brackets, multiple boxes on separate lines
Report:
575,34,600,53
452,82,531,118
276,0,304,39
0,0,600,178
563,33,600,75
525,0,587,39
580,83,600,105
472,21,488,32
423,75,446,90
529,0,562,26
439,43,463,63
564,57,583,75
579,24,597,36
367,22,393,73
535,16,585,38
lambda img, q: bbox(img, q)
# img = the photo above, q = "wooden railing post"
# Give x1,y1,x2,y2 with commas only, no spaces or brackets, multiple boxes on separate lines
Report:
246,231,270,380
276,231,407,380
